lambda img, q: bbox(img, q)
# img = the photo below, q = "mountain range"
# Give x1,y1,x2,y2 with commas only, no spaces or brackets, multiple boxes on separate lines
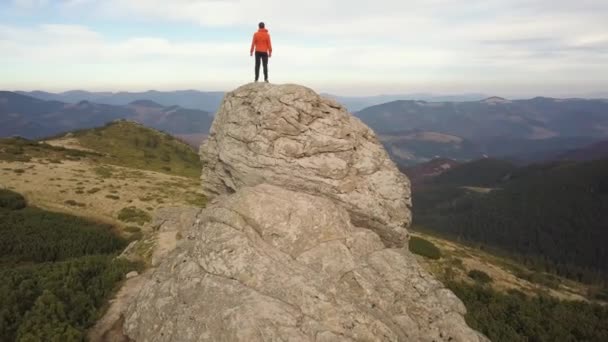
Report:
324,93,488,111
3,90,608,166
18,89,490,113
0,91,213,139
16,90,225,113
355,97,608,165
356,96,608,139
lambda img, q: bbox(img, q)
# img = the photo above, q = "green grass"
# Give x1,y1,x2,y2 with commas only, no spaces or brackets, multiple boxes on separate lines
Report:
70,121,201,178
409,236,442,260
117,206,152,225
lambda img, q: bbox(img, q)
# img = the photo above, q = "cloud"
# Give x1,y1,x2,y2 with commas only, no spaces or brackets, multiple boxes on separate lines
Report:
1,0,607,95
55,0,608,61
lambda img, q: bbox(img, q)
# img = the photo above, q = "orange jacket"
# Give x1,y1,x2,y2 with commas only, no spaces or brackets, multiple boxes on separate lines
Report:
250,28,272,55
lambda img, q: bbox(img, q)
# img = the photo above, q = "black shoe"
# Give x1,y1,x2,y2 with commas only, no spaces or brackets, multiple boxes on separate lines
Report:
254,80,258,83
265,79,269,83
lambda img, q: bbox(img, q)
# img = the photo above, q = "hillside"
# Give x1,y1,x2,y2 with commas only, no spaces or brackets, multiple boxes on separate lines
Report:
379,130,483,165
0,91,213,139
431,158,517,187
413,157,608,285
49,120,202,178
402,157,460,185
553,139,608,162
0,189,140,341
0,121,205,235
409,231,608,341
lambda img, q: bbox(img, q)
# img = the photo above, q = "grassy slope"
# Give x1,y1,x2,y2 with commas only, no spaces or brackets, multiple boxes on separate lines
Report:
68,120,201,178
411,232,596,302
410,232,608,342
0,122,208,339
1,121,205,237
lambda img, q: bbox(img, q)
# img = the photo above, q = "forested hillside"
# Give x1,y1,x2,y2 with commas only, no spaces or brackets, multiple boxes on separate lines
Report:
413,158,608,284
0,189,139,341
448,282,608,341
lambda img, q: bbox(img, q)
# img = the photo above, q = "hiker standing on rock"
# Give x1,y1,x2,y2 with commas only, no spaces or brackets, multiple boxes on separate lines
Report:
250,22,272,83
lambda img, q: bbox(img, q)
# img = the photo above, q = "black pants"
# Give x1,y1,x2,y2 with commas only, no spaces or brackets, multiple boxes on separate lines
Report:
255,52,269,81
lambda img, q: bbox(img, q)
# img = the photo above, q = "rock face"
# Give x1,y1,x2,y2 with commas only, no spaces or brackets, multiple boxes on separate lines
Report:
200,83,411,247
124,83,487,342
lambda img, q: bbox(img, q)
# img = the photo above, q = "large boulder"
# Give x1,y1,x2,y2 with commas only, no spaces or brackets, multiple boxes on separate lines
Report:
123,83,487,342
200,83,411,247
124,184,486,342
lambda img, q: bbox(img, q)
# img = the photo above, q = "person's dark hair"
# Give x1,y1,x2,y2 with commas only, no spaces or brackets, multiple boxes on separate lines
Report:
258,22,265,29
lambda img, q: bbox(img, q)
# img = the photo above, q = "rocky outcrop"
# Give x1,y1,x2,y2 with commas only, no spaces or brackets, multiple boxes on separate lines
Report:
124,184,486,341
124,83,487,342
200,84,411,247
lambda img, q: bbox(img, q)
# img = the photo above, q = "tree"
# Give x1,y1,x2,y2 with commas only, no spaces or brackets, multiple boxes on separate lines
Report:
16,291,83,342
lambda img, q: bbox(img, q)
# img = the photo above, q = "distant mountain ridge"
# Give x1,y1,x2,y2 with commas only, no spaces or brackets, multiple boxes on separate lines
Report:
323,93,488,111
0,91,213,139
357,97,608,165
18,89,491,113
356,97,608,140
16,89,225,113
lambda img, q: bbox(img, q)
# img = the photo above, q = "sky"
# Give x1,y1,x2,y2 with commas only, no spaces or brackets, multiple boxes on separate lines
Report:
0,0,607,96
